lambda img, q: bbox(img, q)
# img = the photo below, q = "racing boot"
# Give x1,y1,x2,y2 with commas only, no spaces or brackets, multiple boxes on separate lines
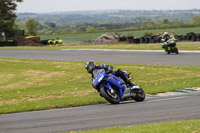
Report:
126,79,135,87
122,76,142,93
120,74,135,88
115,69,138,90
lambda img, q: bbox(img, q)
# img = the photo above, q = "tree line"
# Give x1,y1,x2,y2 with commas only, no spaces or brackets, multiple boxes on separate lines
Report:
1,1,200,38
18,16,200,36
17,9,199,24
16,9,200,36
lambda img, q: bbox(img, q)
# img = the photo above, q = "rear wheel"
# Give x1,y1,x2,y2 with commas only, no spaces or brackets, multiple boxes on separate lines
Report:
175,47,179,54
133,88,145,102
100,87,120,104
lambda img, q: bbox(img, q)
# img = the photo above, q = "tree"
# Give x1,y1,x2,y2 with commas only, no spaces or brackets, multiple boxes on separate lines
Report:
44,22,56,28
0,0,23,37
192,15,200,24
163,18,169,24
25,19,39,36
77,25,87,32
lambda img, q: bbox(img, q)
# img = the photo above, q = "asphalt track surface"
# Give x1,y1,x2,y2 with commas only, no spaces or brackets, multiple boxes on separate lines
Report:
0,92,200,133
0,49,200,133
0,49,200,66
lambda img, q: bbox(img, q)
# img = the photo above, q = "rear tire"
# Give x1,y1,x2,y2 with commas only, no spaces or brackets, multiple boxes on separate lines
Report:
133,88,145,102
175,47,179,54
100,87,120,104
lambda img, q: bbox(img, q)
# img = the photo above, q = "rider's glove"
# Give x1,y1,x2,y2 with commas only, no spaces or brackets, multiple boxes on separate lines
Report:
92,84,97,89
92,79,97,89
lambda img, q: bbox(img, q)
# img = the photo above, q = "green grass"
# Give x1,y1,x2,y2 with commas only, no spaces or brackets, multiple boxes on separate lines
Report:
75,120,200,133
40,27,200,42
40,32,102,42
0,59,199,114
0,43,199,50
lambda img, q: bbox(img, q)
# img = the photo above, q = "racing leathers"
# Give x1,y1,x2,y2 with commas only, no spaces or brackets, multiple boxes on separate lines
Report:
161,35,176,51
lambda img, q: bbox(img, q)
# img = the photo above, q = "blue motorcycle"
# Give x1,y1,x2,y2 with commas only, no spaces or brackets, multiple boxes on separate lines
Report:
92,69,145,104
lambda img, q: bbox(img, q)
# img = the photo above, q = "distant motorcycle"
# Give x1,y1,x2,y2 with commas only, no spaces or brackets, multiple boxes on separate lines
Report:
162,38,179,54
92,69,145,104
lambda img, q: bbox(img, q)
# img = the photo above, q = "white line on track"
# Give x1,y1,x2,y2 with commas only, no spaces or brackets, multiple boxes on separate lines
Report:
146,96,188,103
61,49,200,53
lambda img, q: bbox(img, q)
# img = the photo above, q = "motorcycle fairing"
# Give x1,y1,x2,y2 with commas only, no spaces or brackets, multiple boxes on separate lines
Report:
100,83,124,99
92,69,105,88
105,75,126,99
92,69,126,99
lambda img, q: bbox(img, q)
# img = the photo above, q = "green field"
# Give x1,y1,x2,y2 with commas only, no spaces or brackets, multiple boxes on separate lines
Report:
40,27,200,42
0,43,199,51
0,59,199,114
76,120,200,133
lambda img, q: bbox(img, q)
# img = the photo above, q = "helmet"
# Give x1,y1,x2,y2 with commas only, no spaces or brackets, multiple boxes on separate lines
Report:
85,60,96,73
163,32,169,37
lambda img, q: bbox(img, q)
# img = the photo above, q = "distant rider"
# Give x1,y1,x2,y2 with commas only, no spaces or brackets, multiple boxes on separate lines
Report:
85,60,135,88
161,32,176,51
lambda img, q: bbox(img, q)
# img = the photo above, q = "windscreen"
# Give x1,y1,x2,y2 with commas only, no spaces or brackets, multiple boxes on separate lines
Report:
92,69,105,79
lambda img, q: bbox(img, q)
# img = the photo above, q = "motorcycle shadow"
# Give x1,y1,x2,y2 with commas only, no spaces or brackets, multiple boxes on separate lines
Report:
158,52,182,55
106,100,144,105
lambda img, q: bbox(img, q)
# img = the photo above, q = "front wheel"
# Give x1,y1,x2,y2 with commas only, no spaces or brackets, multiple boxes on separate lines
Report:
100,87,120,104
133,88,145,102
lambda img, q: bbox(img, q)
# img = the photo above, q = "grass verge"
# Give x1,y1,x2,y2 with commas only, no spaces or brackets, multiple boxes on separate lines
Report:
0,43,199,50
0,59,199,114
75,119,200,133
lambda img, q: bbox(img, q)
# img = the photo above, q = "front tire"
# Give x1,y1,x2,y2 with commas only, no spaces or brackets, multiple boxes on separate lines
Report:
133,88,145,102
100,87,120,104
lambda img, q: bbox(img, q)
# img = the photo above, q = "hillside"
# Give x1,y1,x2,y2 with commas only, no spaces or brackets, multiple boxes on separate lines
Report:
17,9,200,24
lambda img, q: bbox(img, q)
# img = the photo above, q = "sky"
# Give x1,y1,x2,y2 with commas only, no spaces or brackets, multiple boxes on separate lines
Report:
16,0,200,13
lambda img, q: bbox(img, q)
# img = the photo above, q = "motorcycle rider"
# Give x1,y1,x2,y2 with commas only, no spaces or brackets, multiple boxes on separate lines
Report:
161,32,176,51
162,32,170,42
85,60,135,88
161,32,170,51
